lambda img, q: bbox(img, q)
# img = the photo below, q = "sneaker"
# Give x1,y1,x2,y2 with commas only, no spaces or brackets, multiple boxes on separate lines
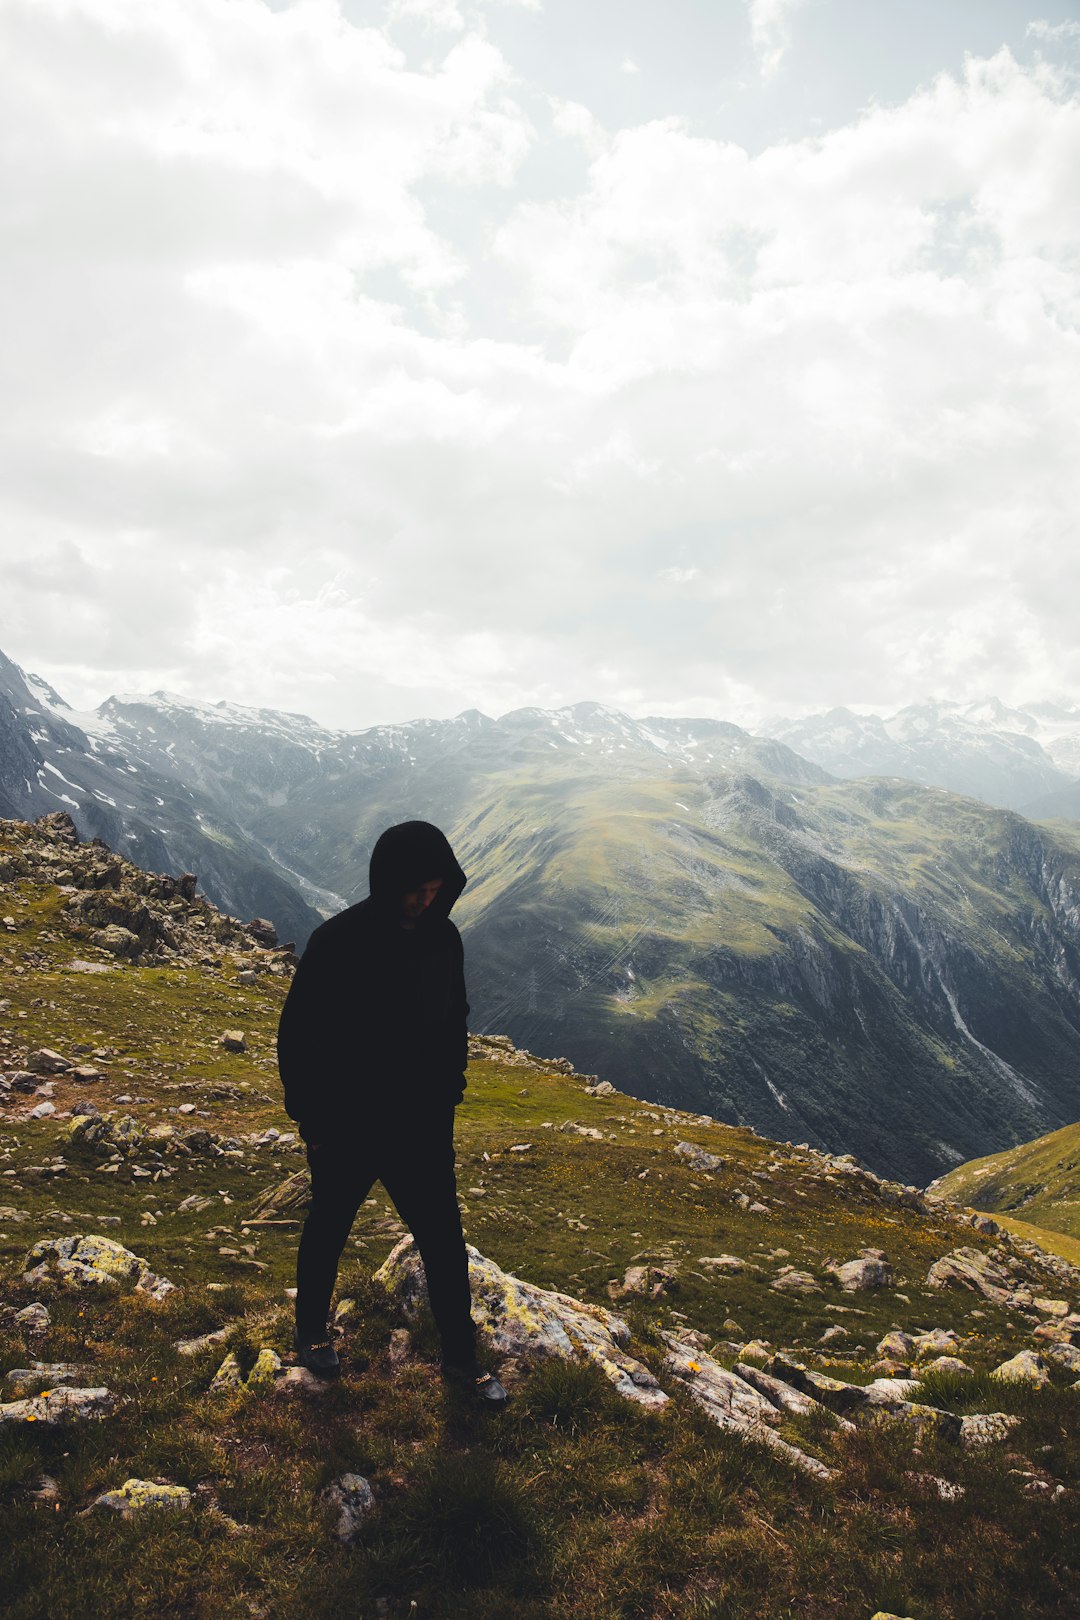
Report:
442,1361,508,1405
293,1326,340,1379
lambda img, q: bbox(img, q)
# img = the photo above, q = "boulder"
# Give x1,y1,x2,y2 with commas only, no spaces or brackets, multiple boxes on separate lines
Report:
23,1233,177,1300
375,1238,668,1410
209,1352,245,1394
912,1328,959,1358
922,1356,973,1375
92,925,141,957
90,1479,192,1516
663,1335,833,1479
926,1247,1012,1304
3,1362,89,1399
993,1350,1050,1387
1043,1343,1080,1374
770,1266,821,1295
320,1473,376,1544
827,1248,893,1291
960,1412,1022,1447
27,1049,69,1075
250,1170,311,1220
221,1030,247,1054
174,1327,231,1357
734,1360,855,1429
876,1331,914,1361
0,1386,114,1426
763,1354,961,1441
673,1141,725,1173
13,1302,50,1335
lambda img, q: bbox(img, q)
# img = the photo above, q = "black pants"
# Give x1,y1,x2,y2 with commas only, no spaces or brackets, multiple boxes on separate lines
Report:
295,1102,476,1367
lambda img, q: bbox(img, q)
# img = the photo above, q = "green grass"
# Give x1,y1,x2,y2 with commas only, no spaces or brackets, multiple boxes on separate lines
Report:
2,829,1079,1618
934,1120,1080,1242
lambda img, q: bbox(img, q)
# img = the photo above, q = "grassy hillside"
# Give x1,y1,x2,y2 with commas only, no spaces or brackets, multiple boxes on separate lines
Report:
2,818,1079,1619
933,1121,1080,1242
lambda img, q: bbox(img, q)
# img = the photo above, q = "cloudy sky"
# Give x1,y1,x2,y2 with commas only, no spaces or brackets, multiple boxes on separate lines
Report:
2,0,1079,730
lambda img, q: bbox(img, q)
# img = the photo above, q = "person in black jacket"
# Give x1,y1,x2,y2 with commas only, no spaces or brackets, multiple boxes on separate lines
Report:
277,820,505,1402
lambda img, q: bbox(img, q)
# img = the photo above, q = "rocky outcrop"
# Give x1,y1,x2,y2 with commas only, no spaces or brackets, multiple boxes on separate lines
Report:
23,1234,177,1300
89,1479,192,1516
374,1238,669,1410
0,1386,115,1425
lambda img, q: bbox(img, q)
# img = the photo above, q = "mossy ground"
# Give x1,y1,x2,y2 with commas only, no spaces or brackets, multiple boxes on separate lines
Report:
1,863,1078,1618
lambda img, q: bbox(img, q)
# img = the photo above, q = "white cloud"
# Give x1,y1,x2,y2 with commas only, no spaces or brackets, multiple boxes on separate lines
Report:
748,0,804,80
0,6,1078,728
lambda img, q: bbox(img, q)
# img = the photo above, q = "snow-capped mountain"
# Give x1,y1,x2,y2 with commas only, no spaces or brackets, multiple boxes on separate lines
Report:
760,698,1080,810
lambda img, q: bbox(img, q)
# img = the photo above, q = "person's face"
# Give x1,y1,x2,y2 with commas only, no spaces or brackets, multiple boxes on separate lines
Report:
400,876,444,923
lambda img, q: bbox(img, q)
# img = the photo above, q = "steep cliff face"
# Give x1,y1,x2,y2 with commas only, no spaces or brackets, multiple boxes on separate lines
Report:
0,653,321,947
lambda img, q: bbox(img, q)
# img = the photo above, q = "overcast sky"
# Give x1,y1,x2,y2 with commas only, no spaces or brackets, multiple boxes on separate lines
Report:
2,0,1079,731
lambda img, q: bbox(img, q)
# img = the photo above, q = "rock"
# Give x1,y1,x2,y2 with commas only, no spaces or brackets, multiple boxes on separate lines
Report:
923,1356,973,1374
1033,1297,1070,1318
734,1360,855,1430
827,1248,893,1292
174,1327,231,1357
993,1350,1050,1387
876,1331,914,1361
375,1238,669,1410
66,1112,147,1159
3,1362,88,1398
971,1215,999,1235
663,1335,833,1479
926,1247,1013,1304
960,1412,1022,1447
221,1030,247,1053
388,1328,412,1367
738,1340,773,1363
770,1266,821,1295
585,1080,615,1097
27,1101,56,1119
92,924,142,957
870,1612,916,1619
247,918,278,947
763,1354,961,1441
245,1349,283,1391
0,1386,114,1425
820,1326,848,1345
320,1473,376,1544
609,1263,677,1301
209,1352,245,1393
250,1170,311,1220
23,1233,177,1300
90,1479,192,1516
673,1141,725,1173
272,1366,336,1397
27,1048,69,1074
912,1327,959,1357
697,1255,746,1273
1043,1343,1080,1374
560,1121,602,1140
13,1303,50,1334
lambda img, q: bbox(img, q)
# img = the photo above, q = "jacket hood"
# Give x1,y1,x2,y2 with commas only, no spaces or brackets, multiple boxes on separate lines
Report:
368,820,467,921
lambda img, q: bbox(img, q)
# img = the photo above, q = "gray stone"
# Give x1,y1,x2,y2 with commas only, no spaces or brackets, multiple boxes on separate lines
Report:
673,1141,725,1173
27,1049,70,1074
664,1335,833,1479
376,1238,668,1410
320,1473,376,1544
960,1412,1022,1447
13,1303,50,1334
827,1248,893,1291
23,1233,176,1300
0,1386,114,1425
876,1330,914,1360
771,1266,821,1295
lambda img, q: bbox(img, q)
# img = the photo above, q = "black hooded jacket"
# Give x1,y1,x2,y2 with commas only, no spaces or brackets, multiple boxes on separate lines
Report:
277,822,469,1138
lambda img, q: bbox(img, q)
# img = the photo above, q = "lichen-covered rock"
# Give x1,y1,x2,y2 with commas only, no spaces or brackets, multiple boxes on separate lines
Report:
249,1169,311,1220
320,1473,376,1544
209,1352,245,1393
91,1478,192,1516
66,1112,147,1159
913,1327,960,1358
245,1348,283,1391
922,1355,973,1375
993,1349,1050,1387
876,1331,914,1361
375,1238,668,1410
827,1248,893,1291
1043,1343,1080,1374
23,1234,176,1300
3,1362,88,1398
173,1327,231,1357
13,1302,50,1335
0,1386,114,1425
663,1335,833,1479
960,1412,1022,1447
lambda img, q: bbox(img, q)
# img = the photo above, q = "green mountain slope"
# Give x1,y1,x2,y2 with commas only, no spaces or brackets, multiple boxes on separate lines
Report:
932,1121,1080,1240
1,817,1079,1619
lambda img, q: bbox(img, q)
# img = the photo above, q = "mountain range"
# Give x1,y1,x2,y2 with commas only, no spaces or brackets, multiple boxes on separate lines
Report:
2,646,1079,1184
